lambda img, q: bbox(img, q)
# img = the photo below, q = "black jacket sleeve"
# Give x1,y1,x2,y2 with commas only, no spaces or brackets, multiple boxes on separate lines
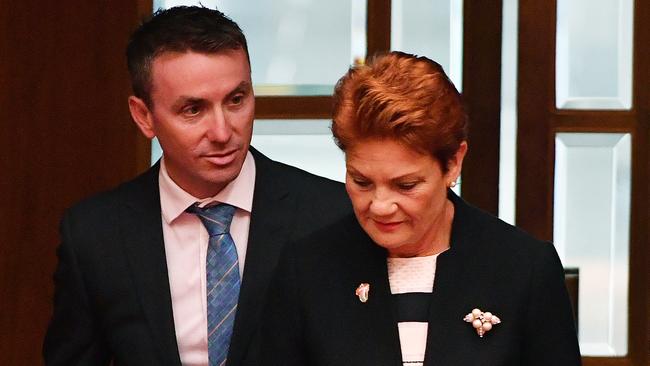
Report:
522,242,582,365
43,212,111,366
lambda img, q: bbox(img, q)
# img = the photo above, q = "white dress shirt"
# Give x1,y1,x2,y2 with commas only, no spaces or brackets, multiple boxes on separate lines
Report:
158,152,256,366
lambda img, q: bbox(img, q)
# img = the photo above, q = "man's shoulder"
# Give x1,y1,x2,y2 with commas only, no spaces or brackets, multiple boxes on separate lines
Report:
268,160,343,189
65,165,159,220
250,148,352,240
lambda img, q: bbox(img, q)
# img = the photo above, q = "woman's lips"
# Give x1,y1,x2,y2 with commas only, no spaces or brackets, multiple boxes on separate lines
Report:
372,219,402,232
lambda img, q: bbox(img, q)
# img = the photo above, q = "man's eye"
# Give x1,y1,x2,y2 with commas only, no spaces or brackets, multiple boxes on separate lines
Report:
230,94,244,105
182,105,201,116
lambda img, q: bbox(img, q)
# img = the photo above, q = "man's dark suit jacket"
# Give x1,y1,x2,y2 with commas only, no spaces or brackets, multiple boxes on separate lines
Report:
43,148,352,366
262,192,581,366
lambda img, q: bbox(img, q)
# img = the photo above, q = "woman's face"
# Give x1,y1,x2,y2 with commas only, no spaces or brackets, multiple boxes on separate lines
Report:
345,138,466,257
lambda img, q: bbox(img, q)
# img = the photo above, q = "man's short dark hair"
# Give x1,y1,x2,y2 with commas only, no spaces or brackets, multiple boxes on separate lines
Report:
126,6,249,107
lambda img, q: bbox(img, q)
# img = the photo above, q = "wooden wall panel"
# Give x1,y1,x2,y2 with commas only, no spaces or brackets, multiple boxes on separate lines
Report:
460,0,502,215
516,0,556,241
366,0,391,56
0,1,151,364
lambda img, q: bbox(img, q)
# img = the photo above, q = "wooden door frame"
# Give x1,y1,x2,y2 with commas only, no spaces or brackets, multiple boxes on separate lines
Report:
517,0,650,364
461,0,503,215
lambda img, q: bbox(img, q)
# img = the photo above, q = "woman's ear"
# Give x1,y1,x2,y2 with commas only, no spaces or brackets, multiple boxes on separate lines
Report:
447,141,468,184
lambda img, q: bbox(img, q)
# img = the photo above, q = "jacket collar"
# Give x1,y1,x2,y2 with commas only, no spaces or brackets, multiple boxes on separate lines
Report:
119,163,183,366
227,147,296,365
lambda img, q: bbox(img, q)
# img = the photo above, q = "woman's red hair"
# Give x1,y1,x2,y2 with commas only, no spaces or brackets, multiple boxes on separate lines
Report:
332,51,468,171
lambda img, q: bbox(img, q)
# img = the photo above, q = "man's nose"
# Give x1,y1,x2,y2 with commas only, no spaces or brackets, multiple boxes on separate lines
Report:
205,107,232,143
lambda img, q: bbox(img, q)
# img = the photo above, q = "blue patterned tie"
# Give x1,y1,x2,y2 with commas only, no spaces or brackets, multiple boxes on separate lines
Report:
187,203,240,366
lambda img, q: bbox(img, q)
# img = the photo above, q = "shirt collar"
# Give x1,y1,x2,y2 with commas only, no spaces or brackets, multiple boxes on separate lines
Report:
159,151,256,224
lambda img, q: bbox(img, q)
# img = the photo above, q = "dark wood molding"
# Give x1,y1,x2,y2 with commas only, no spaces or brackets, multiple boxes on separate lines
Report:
516,0,557,241
459,0,503,215
138,0,153,15
632,1,650,364
366,0,391,57
255,96,333,119
553,114,637,132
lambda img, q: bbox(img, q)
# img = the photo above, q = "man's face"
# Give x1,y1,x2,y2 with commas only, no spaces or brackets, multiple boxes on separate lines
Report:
129,49,254,198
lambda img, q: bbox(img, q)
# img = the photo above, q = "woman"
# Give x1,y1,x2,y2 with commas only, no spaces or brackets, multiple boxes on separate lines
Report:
261,52,581,366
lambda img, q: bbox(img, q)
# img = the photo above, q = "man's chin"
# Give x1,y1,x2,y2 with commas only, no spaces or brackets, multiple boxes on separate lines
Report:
208,162,244,186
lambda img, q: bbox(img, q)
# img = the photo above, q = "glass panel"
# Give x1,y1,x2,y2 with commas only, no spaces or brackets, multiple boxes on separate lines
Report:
155,0,366,96
498,0,518,224
391,0,463,89
152,138,163,163
555,0,633,109
554,133,630,356
252,120,345,182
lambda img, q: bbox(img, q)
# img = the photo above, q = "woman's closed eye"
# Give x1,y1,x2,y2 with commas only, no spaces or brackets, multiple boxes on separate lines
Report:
352,178,372,188
396,182,418,191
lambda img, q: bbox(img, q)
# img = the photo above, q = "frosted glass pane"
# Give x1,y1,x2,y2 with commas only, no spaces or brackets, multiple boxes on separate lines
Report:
554,133,630,356
156,0,367,96
391,0,463,89
152,138,163,163
252,120,345,182
498,0,518,224
555,0,633,109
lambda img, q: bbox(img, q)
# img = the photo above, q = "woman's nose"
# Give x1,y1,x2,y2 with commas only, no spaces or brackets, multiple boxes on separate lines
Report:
369,191,397,216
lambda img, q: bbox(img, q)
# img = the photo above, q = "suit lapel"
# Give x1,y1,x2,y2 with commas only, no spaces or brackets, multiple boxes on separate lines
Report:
346,220,403,366
119,165,182,366
227,149,294,365
423,192,477,366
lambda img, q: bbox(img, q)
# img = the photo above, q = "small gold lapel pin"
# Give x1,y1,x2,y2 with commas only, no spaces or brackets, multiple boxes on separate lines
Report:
355,283,370,303
464,308,501,337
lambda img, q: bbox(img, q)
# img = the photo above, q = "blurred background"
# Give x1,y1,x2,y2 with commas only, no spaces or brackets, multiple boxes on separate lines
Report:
1,1,648,364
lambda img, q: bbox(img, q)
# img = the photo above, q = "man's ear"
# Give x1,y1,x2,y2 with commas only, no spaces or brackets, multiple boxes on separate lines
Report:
128,96,156,139
447,141,468,183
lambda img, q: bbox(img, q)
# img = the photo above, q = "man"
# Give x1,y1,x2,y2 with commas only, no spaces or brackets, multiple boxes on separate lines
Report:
43,6,350,366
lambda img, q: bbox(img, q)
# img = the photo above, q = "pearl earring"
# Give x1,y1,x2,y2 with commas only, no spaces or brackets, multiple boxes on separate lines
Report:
449,181,457,188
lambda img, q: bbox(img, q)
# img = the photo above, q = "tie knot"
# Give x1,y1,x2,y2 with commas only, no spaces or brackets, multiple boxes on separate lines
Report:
186,203,236,236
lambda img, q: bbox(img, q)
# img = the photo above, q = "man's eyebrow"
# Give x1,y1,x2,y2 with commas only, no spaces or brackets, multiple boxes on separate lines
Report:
171,96,205,110
170,81,252,109
226,81,252,98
